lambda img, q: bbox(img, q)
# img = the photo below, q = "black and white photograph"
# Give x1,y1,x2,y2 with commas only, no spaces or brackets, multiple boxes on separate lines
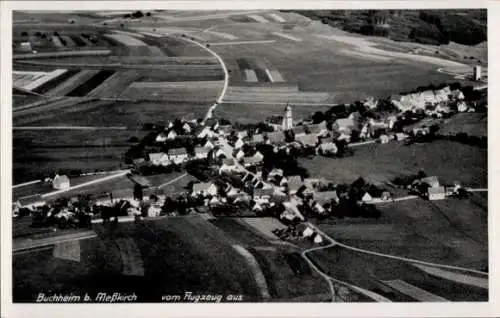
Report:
1,1,497,317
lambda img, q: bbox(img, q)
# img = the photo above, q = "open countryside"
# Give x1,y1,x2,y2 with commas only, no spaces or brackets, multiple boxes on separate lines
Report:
12,9,488,304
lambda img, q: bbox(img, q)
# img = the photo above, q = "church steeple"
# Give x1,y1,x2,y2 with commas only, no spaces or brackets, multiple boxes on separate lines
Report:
282,103,293,131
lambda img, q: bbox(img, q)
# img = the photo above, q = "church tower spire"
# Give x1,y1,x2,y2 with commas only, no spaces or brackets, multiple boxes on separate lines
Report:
282,103,293,131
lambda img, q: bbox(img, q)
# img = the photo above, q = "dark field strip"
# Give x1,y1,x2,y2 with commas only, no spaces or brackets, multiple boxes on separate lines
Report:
210,218,271,247
253,68,270,83
66,70,115,97
236,58,252,70
32,69,80,94
70,35,88,47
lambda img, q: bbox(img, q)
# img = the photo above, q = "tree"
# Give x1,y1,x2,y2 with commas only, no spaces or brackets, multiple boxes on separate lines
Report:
352,177,366,190
146,12,152,17
134,184,143,201
312,111,326,124
128,136,139,143
21,31,28,37
132,10,144,18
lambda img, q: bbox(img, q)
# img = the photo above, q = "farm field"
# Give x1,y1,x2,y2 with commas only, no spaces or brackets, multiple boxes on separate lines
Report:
315,196,487,270
308,245,488,302
13,216,262,302
13,129,145,183
19,100,210,127
209,217,332,301
440,113,487,137
120,80,223,102
215,102,332,123
300,140,487,187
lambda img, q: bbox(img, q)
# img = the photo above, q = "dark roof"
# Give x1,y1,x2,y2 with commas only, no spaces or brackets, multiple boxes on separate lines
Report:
267,116,283,124
222,158,235,165
292,126,306,135
296,134,317,146
168,147,187,156
265,131,286,143
194,146,210,154
254,188,274,197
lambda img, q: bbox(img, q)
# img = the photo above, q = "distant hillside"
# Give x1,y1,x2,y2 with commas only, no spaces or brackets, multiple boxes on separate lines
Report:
292,9,487,46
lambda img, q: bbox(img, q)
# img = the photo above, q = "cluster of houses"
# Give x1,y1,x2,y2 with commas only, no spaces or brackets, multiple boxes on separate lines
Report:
408,175,463,201
390,86,465,113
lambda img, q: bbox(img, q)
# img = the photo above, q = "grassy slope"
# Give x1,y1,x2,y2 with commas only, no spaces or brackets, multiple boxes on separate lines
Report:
210,218,330,300
13,216,262,302
440,113,487,138
316,195,487,270
13,129,145,183
300,140,487,187
294,10,487,47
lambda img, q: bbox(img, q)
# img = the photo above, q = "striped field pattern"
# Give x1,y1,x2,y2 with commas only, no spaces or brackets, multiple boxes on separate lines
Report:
46,70,100,96
223,85,334,104
120,80,224,102
86,70,142,98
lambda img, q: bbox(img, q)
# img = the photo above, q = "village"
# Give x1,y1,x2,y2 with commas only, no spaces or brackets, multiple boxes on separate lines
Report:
13,79,487,246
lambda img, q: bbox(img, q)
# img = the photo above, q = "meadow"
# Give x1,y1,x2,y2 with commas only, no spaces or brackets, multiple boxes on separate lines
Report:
300,140,487,187
13,129,145,183
13,216,262,302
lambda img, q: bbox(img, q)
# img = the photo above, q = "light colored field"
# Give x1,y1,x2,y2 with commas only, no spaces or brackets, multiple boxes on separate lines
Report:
380,279,449,302
13,71,47,88
244,69,258,82
267,13,286,23
120,80,223,101
340,49,392,62
51,36,64,48
23,69,67,91
265,69,285,82
315,34,467,68
94,11,134,17
205,30,238,40
14,50,112,60
248,14,270,23
272,32,302,42
104,33,147,47
223,85,333,104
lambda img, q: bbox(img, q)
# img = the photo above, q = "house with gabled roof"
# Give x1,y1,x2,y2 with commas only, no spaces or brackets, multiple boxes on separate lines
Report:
182,122,192,133
155,132,168,143
234,138,245,149
194,147,210,159
286,175,303,194
203,139,215,149
235,149,245,160
253,188,274,202
168,147,188,164
219,158,242,174
296,134,317,147
265,131,286,145
197,126,215,139
308,121,329,137
291,125,307,138
313,191,339,205
251,134,265,144
334,117,356,133
167,130,177,140
192,182,218,197
316,138,337,155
